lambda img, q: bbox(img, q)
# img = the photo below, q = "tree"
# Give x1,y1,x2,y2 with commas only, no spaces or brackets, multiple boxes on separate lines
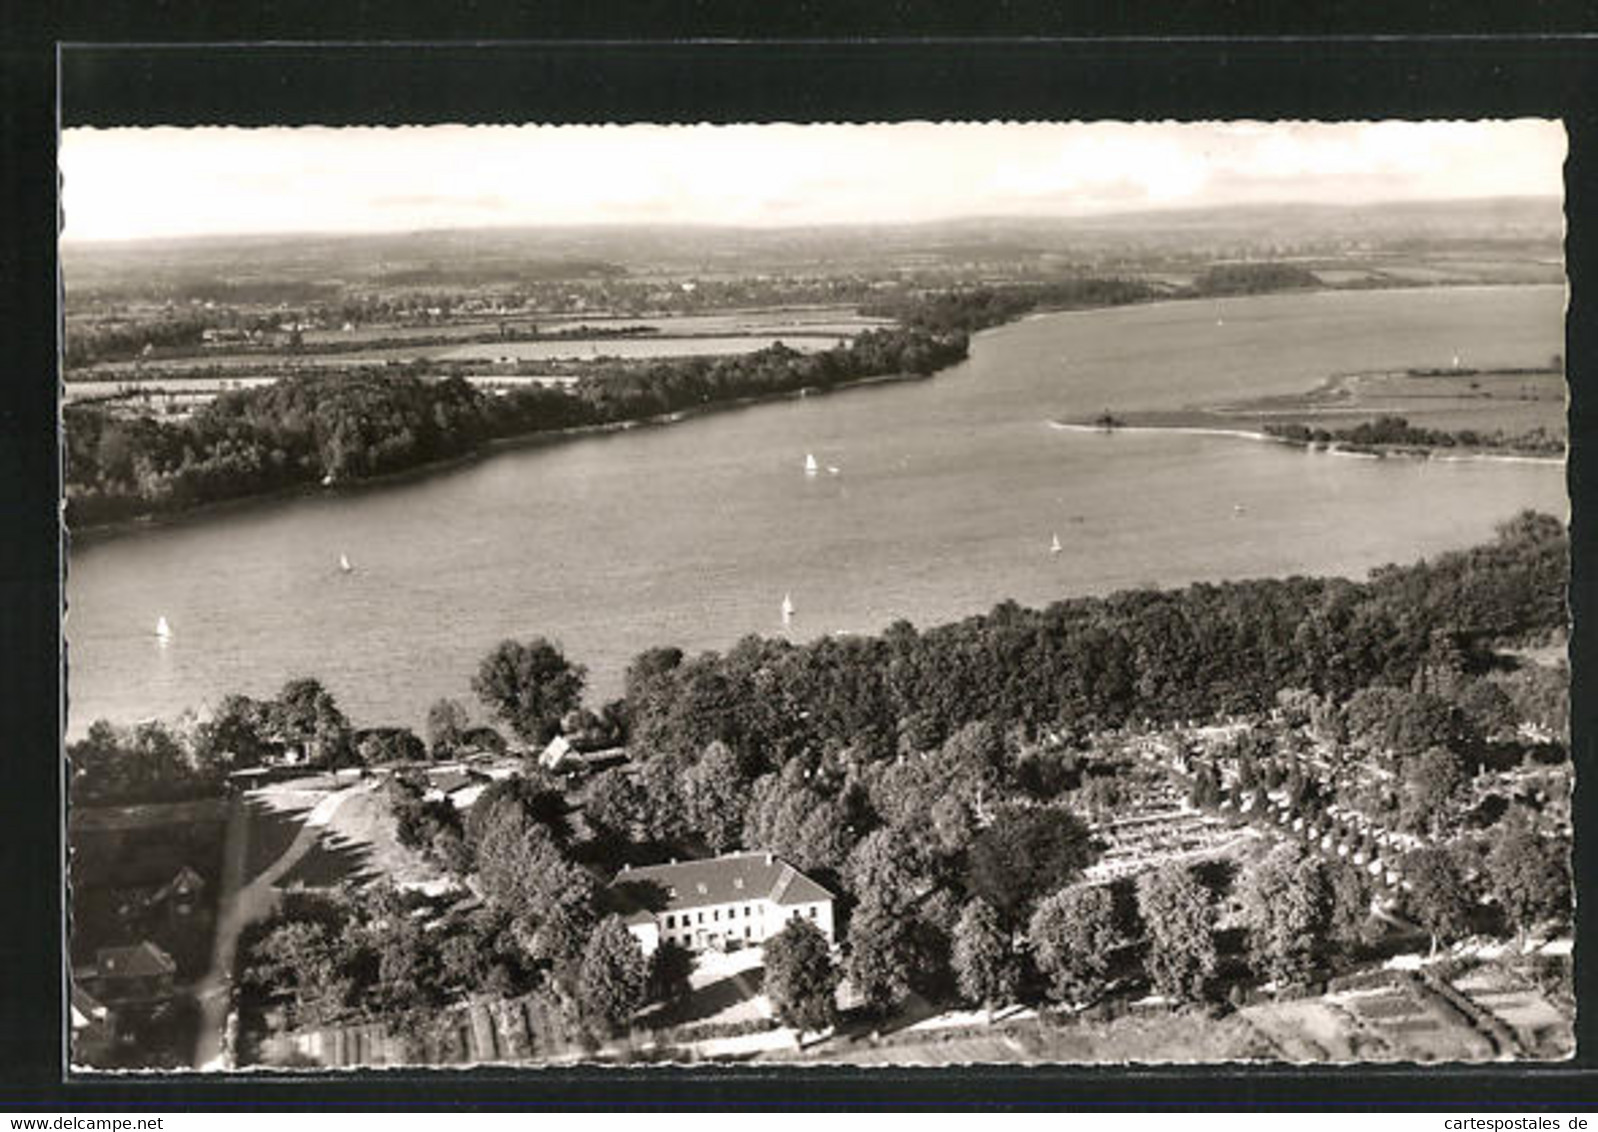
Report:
763,918,838,1035
1136,864,1217,1004
844,827,930,915
194,693,272,766
576,915,649,1037
466,774,570,851
425,697,470,758
242,915,351,1027
1402,848,1473,957
1486,821,1569,948
647,941,694,1008
951,899,1019,1019
271,677,350,767
679,741,749,852
586,766,650,843
844,897,919,1014
928,791,977,855
473,818,597,966
69,717,222,805
1189,761,1222,809
965,806,1097,921
1398,747,1467,837
1028,885,1119,1006
472,638,588,745
1454,679,1517,741
1238,846,1331,985
1344,687,1467,760
1326,860,1373,956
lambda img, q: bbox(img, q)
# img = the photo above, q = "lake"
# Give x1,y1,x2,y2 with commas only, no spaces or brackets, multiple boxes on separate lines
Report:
65,285,1567,738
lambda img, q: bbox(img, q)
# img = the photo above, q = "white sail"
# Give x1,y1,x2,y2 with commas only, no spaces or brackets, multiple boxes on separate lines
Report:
155,616,172,639
804,453,819,475
339,554,353,573
781,593,795,624
1050,533,1062,554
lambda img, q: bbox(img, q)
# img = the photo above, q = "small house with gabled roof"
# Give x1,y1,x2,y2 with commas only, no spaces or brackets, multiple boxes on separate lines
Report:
608,851,834,956
149,865,206,916
94,941,176,1004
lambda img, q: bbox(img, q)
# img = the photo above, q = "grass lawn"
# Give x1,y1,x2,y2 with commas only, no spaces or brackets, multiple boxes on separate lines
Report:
273,783,451,892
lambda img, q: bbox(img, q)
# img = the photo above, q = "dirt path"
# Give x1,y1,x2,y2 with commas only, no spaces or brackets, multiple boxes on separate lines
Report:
192,782,372,1068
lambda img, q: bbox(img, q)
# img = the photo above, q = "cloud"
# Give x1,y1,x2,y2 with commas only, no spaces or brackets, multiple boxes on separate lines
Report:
59,121,1566,242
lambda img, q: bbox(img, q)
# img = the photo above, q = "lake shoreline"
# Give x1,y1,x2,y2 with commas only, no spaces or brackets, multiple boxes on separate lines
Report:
68,368,931,545
68,281,1567,543
1045,418,1565,466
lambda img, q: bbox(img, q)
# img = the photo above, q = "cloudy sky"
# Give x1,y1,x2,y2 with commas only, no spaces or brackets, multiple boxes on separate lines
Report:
60,120,1565,243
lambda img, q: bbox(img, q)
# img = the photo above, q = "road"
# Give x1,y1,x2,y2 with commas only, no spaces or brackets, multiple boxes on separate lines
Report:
191,782,372,1068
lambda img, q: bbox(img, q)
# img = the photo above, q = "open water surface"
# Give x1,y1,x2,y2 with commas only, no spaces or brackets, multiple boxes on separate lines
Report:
65,285,1566,735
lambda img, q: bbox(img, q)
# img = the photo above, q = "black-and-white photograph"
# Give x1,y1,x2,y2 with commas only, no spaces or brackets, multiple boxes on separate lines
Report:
61,119,1572,1071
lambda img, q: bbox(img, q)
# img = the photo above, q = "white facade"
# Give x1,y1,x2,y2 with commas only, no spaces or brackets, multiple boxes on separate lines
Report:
638,894,834,955
611,852,836,957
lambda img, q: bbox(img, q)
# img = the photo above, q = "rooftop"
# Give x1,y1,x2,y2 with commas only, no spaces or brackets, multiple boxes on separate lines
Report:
611,852,832,916
96,941,177,980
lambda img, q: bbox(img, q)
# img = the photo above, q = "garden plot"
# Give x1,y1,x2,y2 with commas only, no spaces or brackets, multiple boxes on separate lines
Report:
1240,999,1377,1062
1452,966,1573,1058
1333,982,1493,1061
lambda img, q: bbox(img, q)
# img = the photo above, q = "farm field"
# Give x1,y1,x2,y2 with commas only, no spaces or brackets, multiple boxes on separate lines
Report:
534,308,893,337
435,333,842,362
72,331,845,376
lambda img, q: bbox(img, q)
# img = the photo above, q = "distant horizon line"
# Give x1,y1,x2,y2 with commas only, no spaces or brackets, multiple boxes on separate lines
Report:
59,193,1564,250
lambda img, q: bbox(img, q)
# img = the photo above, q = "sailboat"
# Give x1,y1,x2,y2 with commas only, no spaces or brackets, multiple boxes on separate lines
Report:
804,453,819,476
339,553,353,573
781,593,795,626
155,615,172,641
1050,533,1062,555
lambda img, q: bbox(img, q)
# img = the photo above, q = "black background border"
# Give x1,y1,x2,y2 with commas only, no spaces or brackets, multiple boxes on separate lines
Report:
3,8,1596,1110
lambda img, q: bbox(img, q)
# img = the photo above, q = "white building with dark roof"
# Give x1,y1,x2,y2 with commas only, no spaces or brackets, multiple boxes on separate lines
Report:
608,852,834,956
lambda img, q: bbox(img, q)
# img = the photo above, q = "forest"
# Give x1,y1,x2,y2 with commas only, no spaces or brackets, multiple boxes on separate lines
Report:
69,512,1572,1060
859,278,1161,334
63,326,967,526
1265,416,1566,457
